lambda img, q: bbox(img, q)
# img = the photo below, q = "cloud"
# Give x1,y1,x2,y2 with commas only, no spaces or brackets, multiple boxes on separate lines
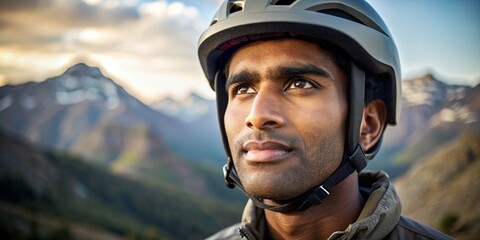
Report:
0,0,140,51
0,0,50,11
0,0,139,26
0,0,216,101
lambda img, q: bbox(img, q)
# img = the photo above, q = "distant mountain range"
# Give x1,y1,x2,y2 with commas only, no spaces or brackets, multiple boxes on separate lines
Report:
150,92,225,164
0,63,245,206
3,63,224,166
1,64,478,179
368,74,480,177
0,63,245,239
150,92,216,123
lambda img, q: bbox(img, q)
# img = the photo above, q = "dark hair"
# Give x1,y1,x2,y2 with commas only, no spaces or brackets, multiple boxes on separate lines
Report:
364,74,384,105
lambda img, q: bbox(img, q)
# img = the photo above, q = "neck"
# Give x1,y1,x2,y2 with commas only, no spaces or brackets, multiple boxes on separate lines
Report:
264,173,364,240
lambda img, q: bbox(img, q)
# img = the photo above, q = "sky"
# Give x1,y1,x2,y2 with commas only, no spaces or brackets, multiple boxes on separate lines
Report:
0,0,479,103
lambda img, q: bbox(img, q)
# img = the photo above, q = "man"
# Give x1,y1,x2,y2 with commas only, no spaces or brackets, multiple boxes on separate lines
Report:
197,0,452,239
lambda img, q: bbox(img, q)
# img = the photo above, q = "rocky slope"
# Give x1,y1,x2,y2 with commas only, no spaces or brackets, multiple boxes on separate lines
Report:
394,131,480,239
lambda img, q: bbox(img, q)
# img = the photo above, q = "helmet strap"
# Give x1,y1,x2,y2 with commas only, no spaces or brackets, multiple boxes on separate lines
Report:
224,147,365,213
340,61,368,176
215,70,233,160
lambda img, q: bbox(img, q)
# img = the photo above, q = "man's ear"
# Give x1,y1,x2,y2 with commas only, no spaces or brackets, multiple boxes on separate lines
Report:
359,100,387,152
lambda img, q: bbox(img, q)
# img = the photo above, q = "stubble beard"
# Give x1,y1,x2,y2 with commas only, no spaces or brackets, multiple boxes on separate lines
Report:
234,131,344,202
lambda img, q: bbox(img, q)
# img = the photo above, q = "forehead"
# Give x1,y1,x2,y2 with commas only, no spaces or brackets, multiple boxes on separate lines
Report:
226,38,342,78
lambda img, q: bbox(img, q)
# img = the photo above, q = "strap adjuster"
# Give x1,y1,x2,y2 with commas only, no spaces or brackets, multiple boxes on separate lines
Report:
311,185,330,203
319,185,330,196
297,184,330,211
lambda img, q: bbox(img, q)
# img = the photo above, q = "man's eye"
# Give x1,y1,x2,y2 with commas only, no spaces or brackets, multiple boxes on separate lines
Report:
234,85,255,95
286,78,315,90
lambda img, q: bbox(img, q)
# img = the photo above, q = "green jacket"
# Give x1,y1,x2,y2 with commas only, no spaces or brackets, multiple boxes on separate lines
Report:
206,171,452,240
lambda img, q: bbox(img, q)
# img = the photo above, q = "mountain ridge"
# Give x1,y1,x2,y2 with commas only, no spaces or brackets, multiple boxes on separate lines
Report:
0,63,217,194
150,92,216,123
368,74,479,177
2,63,478,178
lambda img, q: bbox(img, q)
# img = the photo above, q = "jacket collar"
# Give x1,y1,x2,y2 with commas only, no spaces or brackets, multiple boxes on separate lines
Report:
329,171,402,240
239,170,402,240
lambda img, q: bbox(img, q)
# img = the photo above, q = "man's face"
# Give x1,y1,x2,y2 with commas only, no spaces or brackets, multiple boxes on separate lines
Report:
224,38,348,201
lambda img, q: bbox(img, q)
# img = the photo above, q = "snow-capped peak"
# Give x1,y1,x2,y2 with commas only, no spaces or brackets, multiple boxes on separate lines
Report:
49,63,120,108
151,93,215,122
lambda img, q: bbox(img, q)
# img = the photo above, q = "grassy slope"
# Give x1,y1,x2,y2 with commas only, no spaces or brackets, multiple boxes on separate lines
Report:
394,130,480,239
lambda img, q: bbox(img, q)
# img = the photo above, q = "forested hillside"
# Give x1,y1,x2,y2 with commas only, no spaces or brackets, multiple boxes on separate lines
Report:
0,131,242,239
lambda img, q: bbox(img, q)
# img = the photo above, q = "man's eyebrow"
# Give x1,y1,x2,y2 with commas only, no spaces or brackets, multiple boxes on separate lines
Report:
269,64,333,80
225,71,260,91
225,64,333,91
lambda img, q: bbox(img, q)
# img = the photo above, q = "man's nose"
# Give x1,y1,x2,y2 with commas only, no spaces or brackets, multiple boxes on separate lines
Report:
244,90,285,130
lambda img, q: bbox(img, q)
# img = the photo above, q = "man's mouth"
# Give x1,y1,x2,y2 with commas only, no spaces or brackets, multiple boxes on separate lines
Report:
242,141,293,163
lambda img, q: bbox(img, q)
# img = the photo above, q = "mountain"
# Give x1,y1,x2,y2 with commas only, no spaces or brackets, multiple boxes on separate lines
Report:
368,74,480,178
151,92,215,123
0,130,240,240
2,65,477,180
150,93,225,164
0,63,236,199
0,63,175,152
393,131,480,240
0,64,246,237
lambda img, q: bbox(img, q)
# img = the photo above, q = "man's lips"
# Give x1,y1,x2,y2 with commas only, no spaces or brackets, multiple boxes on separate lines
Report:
242,141,293,162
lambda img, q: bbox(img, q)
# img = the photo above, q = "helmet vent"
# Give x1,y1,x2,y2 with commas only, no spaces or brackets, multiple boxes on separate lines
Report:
229,1,244,14
210,19,218,26
311,8,387,35
316,9,365,27
270,0,297,5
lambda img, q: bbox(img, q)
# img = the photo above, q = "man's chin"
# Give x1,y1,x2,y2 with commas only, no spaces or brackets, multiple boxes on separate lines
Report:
237,167,311,200
242,180,304,201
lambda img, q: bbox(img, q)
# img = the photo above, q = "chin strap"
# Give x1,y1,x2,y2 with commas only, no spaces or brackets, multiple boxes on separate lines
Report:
222,63,367,213
224,145,366,213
